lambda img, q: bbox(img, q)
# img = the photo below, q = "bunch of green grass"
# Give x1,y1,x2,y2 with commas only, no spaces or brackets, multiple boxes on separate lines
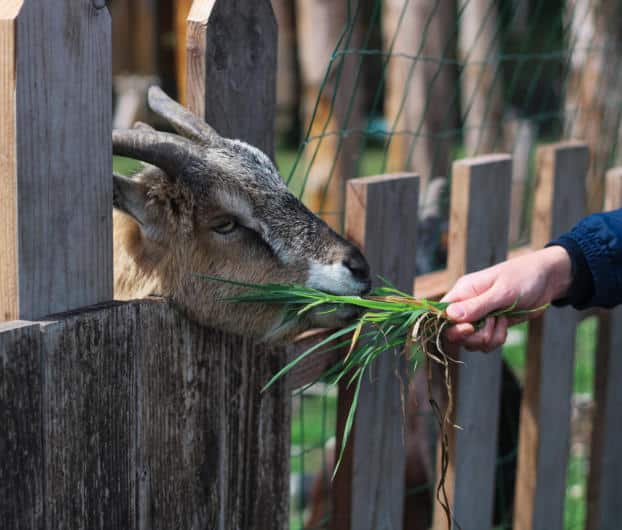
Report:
222,278,545,528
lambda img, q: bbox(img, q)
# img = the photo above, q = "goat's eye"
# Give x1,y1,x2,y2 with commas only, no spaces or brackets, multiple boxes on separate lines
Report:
211,218,238,234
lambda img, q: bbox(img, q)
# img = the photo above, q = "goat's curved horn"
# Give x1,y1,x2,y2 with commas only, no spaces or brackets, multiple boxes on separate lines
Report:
147,86,223,146
113,129,203,179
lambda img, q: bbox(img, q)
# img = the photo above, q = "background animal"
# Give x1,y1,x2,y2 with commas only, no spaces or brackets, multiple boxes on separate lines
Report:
112,87,371,341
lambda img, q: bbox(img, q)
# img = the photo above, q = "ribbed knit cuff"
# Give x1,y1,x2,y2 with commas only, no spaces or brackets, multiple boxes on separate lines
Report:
545,236,594,309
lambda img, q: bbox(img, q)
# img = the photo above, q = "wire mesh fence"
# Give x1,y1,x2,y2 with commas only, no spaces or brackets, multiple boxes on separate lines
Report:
279,1,621,528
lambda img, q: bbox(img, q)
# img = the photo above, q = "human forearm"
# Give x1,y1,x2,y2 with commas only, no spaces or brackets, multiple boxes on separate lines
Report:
547,209,622,309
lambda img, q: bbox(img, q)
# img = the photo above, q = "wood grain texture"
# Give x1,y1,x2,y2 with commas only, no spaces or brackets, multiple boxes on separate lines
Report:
186,0,277,157
1,300,291,529
333,174,419,530
186,0,212,119
41,302,137,530
180,7,289,527
0,0,113,321
174,0,194,104
134,300,290,530
432,154,512,530
0,321,44,530
586,167,622,530
0,2,23,323
513,143,588,530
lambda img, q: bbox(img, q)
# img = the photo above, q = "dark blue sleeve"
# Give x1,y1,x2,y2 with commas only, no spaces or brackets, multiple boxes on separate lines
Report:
547,209,622,309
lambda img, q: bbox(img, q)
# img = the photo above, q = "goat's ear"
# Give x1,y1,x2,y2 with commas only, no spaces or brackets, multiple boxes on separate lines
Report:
113,173,150,225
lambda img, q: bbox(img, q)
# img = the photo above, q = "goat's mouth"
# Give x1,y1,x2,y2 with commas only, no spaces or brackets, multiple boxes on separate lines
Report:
321,279,372,296
306,262,372,296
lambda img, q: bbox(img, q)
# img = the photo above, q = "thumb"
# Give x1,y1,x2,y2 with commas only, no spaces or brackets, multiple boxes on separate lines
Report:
445,288,506,323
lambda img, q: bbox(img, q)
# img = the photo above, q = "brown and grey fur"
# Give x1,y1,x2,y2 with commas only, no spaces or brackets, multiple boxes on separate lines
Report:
113,87,370,341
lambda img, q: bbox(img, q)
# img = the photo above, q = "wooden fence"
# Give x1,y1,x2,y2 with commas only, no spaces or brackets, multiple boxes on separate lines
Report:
1,2,622,530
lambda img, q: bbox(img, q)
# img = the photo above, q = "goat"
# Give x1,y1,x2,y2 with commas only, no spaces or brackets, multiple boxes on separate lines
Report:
112,87,371,341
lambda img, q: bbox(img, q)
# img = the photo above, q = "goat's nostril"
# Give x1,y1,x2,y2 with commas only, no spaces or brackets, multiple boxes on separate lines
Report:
342,250,370,282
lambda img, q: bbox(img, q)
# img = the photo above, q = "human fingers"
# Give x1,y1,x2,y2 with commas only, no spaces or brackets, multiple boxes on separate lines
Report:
443,322,476,343
441,270,496,304
462,316,510,352
445,282,517,324
462,317,495,351
484,316,508,352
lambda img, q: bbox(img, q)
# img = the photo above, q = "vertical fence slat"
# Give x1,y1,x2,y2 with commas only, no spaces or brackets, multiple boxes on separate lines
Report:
586,167,622,530
175,4,289,529
513,142,588,530
186,1,210,119
0,1,112,321
134,301,290,530
174,0,194,105
185,0,277,157
0,321,44,529
432,154,512,530
41,304,137,530
332,173,419,530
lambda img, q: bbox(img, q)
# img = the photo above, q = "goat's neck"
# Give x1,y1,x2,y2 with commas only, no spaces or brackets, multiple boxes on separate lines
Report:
113,211,165,300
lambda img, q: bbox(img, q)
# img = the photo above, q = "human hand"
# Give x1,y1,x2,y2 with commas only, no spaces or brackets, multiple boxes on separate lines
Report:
442,246,572,352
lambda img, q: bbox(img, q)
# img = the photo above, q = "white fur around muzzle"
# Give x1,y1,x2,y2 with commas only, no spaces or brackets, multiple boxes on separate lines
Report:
306,262,368,295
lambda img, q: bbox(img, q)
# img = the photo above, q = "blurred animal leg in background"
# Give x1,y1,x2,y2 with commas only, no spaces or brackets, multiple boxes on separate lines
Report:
416,176,449,275
113,75,160,130
110,0,160,129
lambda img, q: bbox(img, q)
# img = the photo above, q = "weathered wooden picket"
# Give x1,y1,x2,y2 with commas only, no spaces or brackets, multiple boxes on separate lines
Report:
1,2,289,529
2,2,622,530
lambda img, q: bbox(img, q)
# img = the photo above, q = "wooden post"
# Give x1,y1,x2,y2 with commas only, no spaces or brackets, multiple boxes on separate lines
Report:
273,0,299,136
133,302,290,529
0,0,113,321
457,0,505,155
111,0,158,77
110,0,132,75
565,0,622,213
1,300,291,529
586,167,622,530
504,118,536,244
110,0,159,129
182,3,290,528
131,0,158,76
174,0,194,104
186,0,210,119
0,321,44,529
513,143,588,530
332,173,419,530
41,303,137,529
384,0,457,189
185,0,277,158
296,0,364,230
431,154,512,530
